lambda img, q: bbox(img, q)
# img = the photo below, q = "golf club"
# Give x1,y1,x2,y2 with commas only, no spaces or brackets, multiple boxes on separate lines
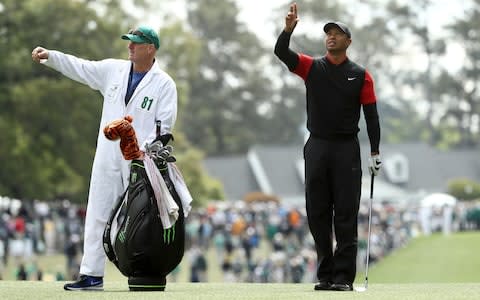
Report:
355,173,374,292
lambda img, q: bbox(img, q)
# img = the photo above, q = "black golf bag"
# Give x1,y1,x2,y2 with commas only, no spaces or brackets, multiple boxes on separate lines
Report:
103,145,185,291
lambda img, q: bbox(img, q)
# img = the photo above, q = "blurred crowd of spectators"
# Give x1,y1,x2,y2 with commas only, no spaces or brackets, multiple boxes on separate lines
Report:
181,198,480,283
0,194,479,282
0,197,85,280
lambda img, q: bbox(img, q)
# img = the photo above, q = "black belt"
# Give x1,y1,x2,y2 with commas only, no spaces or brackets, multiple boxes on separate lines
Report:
309,132,357,141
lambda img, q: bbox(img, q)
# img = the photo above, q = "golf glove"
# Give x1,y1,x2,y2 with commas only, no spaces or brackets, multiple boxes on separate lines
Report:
368,154,382,176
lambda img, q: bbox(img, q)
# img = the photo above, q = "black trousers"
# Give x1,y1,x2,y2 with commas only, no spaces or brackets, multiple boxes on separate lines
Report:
304,135,362,285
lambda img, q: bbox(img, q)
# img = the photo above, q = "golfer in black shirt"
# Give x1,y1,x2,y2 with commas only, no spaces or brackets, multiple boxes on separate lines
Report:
274,2,382,292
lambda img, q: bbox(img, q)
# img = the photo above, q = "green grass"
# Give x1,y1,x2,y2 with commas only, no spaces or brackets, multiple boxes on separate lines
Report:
0,282,480,300
365,231,480,283
2,232,480,299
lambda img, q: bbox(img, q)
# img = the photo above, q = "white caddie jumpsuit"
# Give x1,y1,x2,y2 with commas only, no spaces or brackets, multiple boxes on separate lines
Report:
42,51,177,276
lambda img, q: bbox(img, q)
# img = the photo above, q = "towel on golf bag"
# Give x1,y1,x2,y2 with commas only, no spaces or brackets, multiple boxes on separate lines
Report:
102,116,186,280
167,163,193,217
144,154,178,229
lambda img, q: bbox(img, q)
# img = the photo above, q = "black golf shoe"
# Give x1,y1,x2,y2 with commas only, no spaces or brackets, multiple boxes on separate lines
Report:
314,281,332,291
330,283,353,291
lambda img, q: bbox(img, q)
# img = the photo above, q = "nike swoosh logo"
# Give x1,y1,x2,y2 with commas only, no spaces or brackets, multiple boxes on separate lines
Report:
347,77,356,81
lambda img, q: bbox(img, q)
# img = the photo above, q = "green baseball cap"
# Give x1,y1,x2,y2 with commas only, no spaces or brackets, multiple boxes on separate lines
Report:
121,26,160,49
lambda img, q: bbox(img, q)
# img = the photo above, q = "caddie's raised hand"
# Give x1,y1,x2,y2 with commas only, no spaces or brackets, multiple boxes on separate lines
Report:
31,47,49,63
368,154,382,176
285,2,299,33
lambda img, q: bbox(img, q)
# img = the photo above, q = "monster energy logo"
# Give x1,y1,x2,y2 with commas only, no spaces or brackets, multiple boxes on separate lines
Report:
163,225,175,245
131,171,138,183
130,163,145,182
118,216,130,243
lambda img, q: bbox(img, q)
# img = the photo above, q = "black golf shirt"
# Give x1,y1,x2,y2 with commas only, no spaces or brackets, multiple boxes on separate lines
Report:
274,30,380,153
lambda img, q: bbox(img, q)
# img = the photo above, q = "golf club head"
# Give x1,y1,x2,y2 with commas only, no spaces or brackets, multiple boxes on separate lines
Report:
354,286,367,292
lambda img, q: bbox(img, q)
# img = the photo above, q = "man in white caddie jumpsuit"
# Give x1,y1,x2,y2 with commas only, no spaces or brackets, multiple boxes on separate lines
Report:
31,26,177,291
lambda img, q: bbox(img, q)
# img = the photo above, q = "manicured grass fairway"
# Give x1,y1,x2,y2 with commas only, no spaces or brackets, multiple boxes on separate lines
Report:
2,232,479,299
1,281,480,300
363,232,480,283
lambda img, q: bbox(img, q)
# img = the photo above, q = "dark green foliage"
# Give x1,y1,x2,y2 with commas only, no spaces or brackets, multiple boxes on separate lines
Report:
448,178,480,201
0,0,223,204
0,0,127,201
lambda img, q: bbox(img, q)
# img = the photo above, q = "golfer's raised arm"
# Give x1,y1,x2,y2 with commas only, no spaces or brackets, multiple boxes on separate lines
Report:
284,2,299,33
274,2,300,71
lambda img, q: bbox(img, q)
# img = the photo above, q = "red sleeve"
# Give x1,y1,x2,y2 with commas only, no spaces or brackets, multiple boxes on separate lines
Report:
293,54,314,81
360,70,377,105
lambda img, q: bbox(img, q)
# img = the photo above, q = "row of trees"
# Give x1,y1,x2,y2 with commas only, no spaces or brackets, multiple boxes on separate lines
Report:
0,0,479,205
156,0,480,153
0,0,225,205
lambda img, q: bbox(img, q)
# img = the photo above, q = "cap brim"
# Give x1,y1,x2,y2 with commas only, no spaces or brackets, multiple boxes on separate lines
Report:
323,22,351,38
323,23,341,34
121,34,147,44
